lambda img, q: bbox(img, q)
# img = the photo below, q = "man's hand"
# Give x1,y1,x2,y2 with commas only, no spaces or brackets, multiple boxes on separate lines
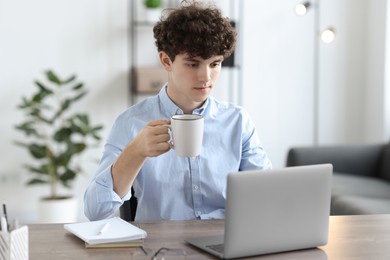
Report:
112,119,171,197
132,119,171,158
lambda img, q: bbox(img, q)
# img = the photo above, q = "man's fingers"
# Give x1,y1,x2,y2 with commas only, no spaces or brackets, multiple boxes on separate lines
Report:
146,141,171,157
138,119,172,157
148,119,171,127
152,132,170,143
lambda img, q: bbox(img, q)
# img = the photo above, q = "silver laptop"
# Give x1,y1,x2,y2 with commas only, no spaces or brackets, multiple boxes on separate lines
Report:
186,164,333,259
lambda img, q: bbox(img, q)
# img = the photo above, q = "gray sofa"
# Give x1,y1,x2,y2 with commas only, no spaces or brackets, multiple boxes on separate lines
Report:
286,142,390,215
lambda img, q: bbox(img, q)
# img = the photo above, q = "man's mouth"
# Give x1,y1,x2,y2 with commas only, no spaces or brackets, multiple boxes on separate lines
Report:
195,85,211,90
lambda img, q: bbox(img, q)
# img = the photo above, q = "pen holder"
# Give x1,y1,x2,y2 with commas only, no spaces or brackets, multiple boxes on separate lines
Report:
0,226,29,260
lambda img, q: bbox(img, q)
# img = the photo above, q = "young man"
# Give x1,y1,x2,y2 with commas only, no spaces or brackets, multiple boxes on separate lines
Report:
84,1,272,221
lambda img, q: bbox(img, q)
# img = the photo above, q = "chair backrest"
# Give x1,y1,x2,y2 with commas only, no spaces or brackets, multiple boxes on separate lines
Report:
119,187,137,221
380,142,390,181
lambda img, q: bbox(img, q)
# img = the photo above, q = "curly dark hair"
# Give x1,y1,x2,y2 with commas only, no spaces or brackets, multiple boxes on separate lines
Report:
153,1,237,62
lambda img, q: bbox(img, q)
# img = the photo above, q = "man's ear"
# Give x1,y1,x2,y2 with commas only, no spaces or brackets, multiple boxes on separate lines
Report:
159,51,172,71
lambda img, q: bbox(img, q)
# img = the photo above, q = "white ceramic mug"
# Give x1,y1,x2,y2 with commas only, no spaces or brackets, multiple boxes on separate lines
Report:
168,114,204,157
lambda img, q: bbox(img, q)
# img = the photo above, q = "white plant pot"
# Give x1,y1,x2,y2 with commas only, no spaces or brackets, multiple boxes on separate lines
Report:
38,196,78,223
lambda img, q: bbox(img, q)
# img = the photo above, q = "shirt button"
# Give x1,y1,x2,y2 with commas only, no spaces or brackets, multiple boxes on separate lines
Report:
193,185,199,190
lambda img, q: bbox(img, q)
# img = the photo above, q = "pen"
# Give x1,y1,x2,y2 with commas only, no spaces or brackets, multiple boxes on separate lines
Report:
98,222,110,235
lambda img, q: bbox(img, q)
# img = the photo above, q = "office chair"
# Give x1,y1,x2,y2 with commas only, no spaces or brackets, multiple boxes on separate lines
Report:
119,187,137,221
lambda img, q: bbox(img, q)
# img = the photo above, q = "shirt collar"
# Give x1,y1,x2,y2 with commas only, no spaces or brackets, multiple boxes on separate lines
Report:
158,84,208,116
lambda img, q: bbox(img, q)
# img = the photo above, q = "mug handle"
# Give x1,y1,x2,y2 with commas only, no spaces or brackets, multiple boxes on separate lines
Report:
164,124,174,149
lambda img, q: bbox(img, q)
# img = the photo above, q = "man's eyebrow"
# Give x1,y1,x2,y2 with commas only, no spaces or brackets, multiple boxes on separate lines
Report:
213,58,224,63
183,56,224,63
183,56,200,62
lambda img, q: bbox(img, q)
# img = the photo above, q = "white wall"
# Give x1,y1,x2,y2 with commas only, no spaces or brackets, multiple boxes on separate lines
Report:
364,0,389,142
317,0,389,144
0,0,128,223
318,0,368,144
241,0,316,168
386,0,390,138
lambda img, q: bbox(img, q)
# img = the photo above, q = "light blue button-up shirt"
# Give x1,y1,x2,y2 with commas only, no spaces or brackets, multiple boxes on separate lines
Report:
84,86,272,221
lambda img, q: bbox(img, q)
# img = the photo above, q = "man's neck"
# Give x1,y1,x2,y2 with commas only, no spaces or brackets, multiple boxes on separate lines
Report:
166,86,205,114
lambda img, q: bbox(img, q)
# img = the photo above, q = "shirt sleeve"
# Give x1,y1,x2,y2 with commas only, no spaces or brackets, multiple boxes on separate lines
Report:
200,209,225,220
84,114,133,221
239,108,272,171
83,164,131,221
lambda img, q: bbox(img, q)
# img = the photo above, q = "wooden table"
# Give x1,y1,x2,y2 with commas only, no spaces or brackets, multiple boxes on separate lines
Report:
29,214,390,259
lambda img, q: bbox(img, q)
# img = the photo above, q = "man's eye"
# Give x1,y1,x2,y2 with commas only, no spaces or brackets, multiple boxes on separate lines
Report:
211,62,221,68
186,63,198,68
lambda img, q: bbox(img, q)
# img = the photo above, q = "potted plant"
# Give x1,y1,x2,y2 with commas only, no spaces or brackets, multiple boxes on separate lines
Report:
15,70,103,223
144,0,161,8
143,0,162,22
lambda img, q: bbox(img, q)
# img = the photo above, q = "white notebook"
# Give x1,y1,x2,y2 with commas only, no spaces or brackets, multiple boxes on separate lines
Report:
64,217,147,245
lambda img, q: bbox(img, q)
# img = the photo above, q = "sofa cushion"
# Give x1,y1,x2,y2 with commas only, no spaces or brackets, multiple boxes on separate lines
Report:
331,195,390,215
332,173,390,199
287,145,383,177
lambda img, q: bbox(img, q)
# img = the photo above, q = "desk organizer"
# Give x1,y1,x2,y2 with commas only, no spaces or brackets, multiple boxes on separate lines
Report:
0,225,29,260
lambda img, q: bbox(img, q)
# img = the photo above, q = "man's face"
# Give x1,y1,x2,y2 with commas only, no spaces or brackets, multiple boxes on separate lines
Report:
163,52,223,113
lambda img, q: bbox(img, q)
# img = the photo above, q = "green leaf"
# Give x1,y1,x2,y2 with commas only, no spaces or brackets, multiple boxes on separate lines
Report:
76,114,89,125
32,92,43,103
17,97,31,109
68,142,86,154
54,127,72,142
72,83,84,90
35,81,53,96
28,144,47,159
28,108,52,124
92,125,103,131
71,91,87,103
60,169,77,183
61,99,71,111
62,75,76,84
68,115,86,135
27,178,48,185
51,99,71,121
91,125,103,140
92,133,102,141
55,152,72,167
25,165,50,175
29,108,40,117
46,70,62,85
15,122,39,136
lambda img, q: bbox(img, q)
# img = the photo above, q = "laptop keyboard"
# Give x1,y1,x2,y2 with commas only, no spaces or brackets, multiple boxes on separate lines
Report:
206,243,224,253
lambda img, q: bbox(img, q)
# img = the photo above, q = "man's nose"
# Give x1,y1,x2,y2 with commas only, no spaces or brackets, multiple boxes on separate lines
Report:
198,66,211,83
